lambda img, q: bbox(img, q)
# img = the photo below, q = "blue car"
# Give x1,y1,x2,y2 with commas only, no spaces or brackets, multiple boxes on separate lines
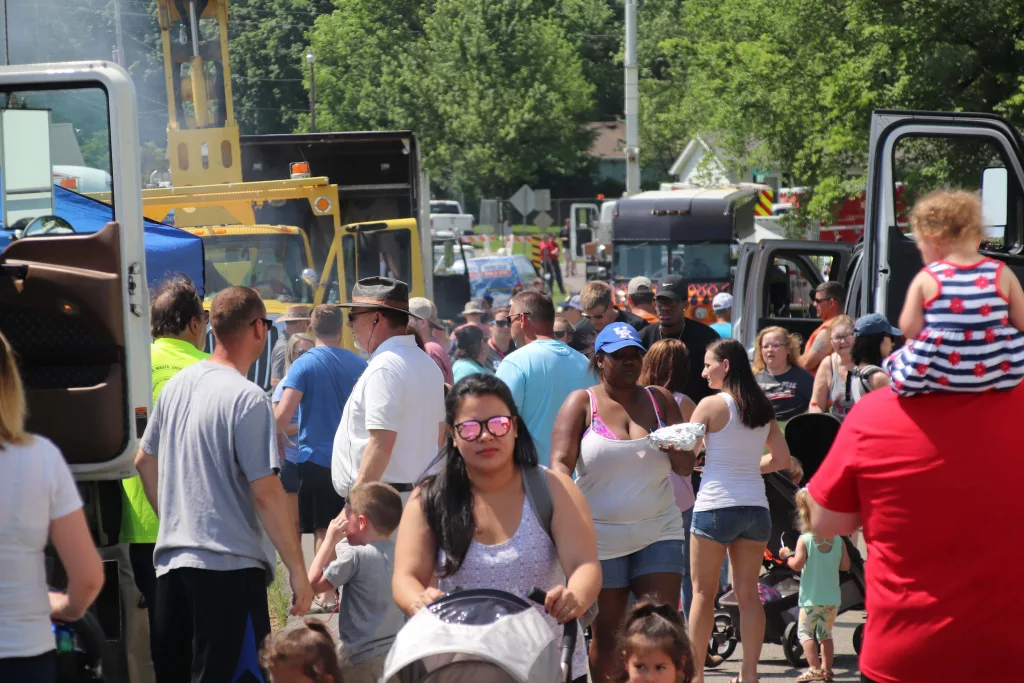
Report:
451,255,543,307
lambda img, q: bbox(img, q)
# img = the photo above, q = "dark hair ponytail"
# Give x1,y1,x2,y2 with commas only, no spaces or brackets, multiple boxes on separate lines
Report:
618,599,693,682
419,374,538,577
708,338,775,429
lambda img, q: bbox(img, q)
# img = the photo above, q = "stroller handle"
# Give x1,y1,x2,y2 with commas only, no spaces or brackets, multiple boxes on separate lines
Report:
528,587,578,683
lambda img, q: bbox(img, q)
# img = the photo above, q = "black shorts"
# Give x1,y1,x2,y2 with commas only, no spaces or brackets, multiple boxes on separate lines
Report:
0,651,56,682
279,459,300,494
152,567,269,683
297,461,344,533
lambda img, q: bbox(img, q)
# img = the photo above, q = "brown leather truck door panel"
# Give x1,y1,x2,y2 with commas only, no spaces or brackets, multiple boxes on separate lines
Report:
0,222,128,464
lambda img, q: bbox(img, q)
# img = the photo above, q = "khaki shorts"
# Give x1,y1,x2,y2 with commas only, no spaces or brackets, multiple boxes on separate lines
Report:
343,651,387,683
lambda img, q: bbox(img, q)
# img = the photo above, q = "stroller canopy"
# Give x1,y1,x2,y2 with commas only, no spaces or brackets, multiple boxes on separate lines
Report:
383,589,560,683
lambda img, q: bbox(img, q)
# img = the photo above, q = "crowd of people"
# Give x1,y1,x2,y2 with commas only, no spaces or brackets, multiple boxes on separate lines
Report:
3,189,1023,683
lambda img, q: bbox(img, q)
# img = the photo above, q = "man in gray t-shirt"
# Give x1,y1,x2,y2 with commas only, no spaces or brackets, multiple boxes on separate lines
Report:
136,286,312,683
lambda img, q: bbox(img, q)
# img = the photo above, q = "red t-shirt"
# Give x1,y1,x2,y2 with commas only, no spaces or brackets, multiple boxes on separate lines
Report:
808,387,1024,683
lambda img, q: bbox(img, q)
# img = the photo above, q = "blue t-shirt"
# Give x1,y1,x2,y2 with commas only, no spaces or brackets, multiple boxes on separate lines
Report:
271,383,300,464
282,346,367,468
495,340,594,466
710,321,733,338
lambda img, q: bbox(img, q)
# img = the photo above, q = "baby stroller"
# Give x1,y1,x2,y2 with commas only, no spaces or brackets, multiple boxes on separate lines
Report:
382,588,579,683
709,413,867,667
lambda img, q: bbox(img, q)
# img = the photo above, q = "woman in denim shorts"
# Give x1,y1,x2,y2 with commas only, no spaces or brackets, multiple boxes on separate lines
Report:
687,339,793,683
552,323,695,683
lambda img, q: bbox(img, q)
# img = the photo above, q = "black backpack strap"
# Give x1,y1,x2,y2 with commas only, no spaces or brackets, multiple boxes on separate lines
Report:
522,465,554,539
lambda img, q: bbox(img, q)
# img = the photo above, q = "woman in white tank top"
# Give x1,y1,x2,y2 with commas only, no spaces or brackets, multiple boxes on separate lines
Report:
551,323,695,683
688,339,793,683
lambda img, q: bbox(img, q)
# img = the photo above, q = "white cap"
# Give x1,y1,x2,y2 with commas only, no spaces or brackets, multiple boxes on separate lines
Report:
712,292,733,311
628,276,654,295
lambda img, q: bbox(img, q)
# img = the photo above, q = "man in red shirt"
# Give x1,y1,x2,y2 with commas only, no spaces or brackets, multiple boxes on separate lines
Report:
806,386,1024,683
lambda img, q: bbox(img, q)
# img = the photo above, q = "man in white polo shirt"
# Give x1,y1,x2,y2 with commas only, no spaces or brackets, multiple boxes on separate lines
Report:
332,277,446,502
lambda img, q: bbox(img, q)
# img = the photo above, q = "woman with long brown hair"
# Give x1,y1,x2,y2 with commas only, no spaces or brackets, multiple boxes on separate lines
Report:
0,332,104,681
687,338,792,683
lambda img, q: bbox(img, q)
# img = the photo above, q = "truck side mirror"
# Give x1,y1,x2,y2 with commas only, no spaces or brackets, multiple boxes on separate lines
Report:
981,167,1008,238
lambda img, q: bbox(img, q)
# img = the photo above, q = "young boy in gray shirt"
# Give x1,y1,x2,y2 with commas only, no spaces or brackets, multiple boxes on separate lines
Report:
308,482,405,683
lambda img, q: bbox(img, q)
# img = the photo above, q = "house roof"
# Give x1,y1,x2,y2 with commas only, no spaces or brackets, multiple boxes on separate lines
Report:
586,121,625,160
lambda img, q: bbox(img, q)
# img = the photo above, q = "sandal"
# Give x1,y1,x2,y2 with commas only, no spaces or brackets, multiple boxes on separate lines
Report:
308,597,337,615
796,670,824,682
822,671,834,682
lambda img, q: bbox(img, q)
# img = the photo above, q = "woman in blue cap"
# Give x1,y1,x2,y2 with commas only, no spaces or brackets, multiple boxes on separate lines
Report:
551,322,695,683
848,313,899,401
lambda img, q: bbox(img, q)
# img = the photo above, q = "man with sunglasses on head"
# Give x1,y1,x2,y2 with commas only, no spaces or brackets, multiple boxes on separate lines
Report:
135,286,313,681
483,305,516,371
569,280,648,353
274,305,366,612
495,291,592,466
638,274,720,403
409,297,454,384
798,281,846,375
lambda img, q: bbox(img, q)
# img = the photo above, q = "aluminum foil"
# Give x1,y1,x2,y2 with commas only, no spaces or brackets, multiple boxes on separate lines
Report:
647,422,706,451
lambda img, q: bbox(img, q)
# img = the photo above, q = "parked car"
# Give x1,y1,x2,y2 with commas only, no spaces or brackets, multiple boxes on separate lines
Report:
430,199,475,236
450,255,542,307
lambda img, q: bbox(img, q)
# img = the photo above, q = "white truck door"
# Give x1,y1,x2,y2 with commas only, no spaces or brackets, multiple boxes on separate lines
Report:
0,62,150,481
863,111,1024,323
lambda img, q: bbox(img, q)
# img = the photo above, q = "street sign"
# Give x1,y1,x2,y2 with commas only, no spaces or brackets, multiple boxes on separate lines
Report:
534,211,553,231
509,184,535,217
533,189,551,212
479,198,498,228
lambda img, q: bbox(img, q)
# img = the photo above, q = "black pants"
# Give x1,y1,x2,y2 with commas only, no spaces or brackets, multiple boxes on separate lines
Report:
129,543,157,615
862,677,880,683
0,650,56,682
297,462,345,533
153,567,270,683
544,259,565,294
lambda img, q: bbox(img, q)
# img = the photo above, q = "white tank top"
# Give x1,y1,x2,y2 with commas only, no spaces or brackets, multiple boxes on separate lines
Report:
574,389,686,560
693,393,770,513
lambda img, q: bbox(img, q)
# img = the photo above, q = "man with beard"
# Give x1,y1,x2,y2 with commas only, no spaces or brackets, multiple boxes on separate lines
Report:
638,275,719,403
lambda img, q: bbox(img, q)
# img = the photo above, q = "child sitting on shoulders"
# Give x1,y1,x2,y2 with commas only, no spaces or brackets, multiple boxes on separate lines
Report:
261,619,342,683
617,599,694,683
888,189,1024,394
779,489,851,682
308,482,406,683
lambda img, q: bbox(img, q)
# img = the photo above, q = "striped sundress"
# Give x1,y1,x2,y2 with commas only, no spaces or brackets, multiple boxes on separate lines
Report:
887,258,1024,395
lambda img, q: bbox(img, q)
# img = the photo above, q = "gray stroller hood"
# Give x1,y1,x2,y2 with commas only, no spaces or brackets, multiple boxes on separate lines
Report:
382,589,560,683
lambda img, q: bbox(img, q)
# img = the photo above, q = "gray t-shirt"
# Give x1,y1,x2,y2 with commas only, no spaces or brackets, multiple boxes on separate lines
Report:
270,334,288,381
141,361,278,579
322,540,405,664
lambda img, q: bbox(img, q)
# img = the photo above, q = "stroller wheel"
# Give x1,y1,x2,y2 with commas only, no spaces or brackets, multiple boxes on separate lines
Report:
783,622,805,668
853,623,864,656
708,610,738,662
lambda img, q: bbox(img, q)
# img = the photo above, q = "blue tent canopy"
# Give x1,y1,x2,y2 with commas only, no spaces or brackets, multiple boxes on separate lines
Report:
0,186,205,295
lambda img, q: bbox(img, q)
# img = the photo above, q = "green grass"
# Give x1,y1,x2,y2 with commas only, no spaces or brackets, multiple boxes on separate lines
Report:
268,558,291,633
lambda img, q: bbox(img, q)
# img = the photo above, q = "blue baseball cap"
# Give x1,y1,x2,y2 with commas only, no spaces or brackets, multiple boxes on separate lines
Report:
594,322,646,355
854,313,901,337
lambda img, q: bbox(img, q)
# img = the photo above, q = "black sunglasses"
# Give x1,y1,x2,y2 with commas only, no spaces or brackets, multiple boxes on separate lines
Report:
491,319,510,328
251,317,273,330
813,297,834,304
553,329,569,338
346,310,376,324
505,312,529,326
454,416,514,441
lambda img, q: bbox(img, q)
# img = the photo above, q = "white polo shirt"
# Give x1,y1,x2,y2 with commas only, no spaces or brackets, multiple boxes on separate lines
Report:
332,334,446,497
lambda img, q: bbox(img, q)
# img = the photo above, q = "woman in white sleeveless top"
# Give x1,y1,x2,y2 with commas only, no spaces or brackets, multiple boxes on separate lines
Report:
392,374,600,683
688,339,792,683
551,323,694,683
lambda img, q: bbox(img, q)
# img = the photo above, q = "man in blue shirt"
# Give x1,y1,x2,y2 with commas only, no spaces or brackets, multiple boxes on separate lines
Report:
275,305,366,611
497,291,593,465
710,292,734,338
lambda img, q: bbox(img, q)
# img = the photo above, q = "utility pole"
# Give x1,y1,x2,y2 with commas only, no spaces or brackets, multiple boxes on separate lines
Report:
306,49,316,133
623,0,641,195
112,0,126,67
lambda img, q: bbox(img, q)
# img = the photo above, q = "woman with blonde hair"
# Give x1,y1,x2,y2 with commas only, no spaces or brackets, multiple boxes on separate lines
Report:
809,315,857,420
0,332,104,680
753,327,815,421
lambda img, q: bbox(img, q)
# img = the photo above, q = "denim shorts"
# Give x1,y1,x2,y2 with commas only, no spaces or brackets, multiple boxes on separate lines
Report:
600,539,685,589
691,506,772,545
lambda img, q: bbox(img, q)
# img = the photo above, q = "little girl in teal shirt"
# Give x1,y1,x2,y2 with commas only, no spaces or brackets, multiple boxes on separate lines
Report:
779,489,851,682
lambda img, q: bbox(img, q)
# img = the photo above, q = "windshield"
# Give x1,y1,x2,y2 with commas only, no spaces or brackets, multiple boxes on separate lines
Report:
202,233,311,303
431,202,461,214
613,242,732,281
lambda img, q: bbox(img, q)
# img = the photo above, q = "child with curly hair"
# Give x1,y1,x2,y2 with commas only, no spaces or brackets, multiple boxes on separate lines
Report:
888,189,1024,394
261,619,342,683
